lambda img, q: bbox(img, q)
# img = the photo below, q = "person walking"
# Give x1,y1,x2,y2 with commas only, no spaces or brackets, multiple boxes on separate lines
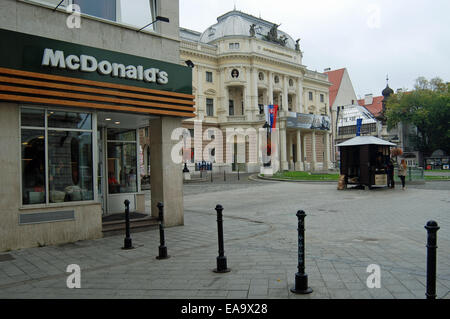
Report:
386,157,395,188
398,159,408,190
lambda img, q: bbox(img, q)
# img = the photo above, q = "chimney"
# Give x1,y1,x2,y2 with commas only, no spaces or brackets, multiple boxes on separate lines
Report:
364,94,373,105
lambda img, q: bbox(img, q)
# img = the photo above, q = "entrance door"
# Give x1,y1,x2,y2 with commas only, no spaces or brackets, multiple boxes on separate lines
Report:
97,127,106,215
106,128,138,214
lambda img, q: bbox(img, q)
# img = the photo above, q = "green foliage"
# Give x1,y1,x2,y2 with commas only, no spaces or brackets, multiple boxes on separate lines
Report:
385,77,450,155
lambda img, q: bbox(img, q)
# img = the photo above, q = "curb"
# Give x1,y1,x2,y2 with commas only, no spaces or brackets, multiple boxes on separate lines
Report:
256,174,338,183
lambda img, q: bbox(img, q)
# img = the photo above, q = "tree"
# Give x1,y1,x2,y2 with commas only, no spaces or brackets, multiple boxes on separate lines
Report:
385,77,450,157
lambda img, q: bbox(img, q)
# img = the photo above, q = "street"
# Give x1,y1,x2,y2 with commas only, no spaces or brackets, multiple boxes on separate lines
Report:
0,176,449,299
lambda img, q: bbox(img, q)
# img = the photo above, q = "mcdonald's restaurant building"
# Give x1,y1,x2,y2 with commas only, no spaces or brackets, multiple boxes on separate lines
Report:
0,0,194,252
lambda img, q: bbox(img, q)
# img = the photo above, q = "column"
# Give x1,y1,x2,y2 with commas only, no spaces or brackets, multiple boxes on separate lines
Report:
280,122,288,170
302,133,308,171
252,67,259,117
296,130,303,171
268,71,273,104
150,116,184,227
325,132,331,170
283,76,288,113
219,68,228,122
297,79,303,113
197,66,204,118
288,132,293,170
311,131,317,171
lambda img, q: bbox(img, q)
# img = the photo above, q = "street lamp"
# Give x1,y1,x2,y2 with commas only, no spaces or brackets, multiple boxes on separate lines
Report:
263,121,271,167
182,130,190,173
137,16,170,32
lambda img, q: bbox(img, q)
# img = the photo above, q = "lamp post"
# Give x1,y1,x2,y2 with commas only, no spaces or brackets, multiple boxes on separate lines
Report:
263,121,271,167
137,16,170,32
182,130,189,173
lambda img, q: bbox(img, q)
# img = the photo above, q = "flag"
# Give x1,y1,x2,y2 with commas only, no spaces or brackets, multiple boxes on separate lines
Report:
267,104,279,132
356,118,362,136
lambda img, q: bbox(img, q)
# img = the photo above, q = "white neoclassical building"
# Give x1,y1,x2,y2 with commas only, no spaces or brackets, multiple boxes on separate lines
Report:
179,10,333,173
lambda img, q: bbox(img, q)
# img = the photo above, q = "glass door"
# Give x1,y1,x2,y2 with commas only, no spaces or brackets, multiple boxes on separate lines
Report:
97,127,106,215
106,128,138,214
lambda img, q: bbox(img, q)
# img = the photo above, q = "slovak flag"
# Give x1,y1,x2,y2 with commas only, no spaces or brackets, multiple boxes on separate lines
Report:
268,104,279,132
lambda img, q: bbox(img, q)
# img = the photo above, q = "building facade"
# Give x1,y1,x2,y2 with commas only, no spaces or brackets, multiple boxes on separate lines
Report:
358,87,422,167
0,0,193,251
324,68,358,165
179,10,333,173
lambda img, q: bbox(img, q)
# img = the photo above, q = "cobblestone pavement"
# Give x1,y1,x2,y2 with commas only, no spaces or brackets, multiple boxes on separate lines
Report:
0,176,449,299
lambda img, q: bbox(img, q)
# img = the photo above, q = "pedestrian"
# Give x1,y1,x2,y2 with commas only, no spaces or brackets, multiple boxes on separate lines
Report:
386,157,395,188
398,159,407,190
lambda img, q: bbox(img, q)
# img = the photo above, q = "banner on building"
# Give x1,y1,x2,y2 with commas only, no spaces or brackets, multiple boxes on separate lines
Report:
287,113,331,131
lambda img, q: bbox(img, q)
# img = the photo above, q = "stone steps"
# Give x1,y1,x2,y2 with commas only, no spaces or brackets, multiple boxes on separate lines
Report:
102,216,159,236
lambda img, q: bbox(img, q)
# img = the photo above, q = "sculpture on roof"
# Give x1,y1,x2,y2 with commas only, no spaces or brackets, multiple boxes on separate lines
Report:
295,38,301,51
249,24,256,37
264,23,288,47
267,24,280,42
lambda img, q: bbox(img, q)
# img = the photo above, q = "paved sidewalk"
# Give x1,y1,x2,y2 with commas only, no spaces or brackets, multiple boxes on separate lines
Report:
0,179,449,299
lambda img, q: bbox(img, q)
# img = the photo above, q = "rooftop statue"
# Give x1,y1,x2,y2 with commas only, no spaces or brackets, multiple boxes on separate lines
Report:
268,24,280,41
295,38,301,51
264,23,287,47
249,24,256,37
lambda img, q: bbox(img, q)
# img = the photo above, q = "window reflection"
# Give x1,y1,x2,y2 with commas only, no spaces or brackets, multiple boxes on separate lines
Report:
73,0,116,21
48,131,93,203
22,130,46,205
107,142,137,194
21,108,94,205
47,111,92,130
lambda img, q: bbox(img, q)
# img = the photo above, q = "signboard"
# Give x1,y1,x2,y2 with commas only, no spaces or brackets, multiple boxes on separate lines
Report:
287,113,331,131
374,174,387,186
0,28,192,94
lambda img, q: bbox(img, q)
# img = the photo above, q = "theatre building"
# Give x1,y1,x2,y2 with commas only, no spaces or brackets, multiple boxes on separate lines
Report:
0,0,194,251
179,10,333,173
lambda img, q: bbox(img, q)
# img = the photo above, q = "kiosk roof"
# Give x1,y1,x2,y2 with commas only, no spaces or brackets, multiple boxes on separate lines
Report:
336,136,397,147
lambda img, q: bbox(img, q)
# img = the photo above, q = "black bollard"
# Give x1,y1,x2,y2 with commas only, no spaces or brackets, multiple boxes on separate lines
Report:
213,204,230,273
211,171,213,183
238,167,240,180
291,210,312,294
425,220,440,299
156,202,170,259
122,200,133,250
224,170,226,182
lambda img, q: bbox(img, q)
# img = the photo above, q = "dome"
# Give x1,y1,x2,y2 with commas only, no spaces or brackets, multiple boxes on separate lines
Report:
382,84,394,97
199,10,296,50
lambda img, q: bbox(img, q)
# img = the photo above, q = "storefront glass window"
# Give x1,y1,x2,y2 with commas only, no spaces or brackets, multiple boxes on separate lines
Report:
21,108,45,127
107,128,136,142
20,107,94,205
48,111,92,130
21,129,46,205
48,131,93,203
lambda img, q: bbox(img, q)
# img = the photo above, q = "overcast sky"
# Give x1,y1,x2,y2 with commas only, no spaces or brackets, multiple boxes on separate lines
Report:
179,0,450,99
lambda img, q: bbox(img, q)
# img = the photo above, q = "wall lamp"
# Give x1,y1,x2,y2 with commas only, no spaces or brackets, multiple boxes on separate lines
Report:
185,60,195,68
137,16,170,32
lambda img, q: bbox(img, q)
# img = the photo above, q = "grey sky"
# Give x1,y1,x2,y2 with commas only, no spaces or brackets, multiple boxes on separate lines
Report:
179,0,450,99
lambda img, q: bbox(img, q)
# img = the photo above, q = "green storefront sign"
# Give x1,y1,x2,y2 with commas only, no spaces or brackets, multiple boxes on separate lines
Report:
0,28,192,94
